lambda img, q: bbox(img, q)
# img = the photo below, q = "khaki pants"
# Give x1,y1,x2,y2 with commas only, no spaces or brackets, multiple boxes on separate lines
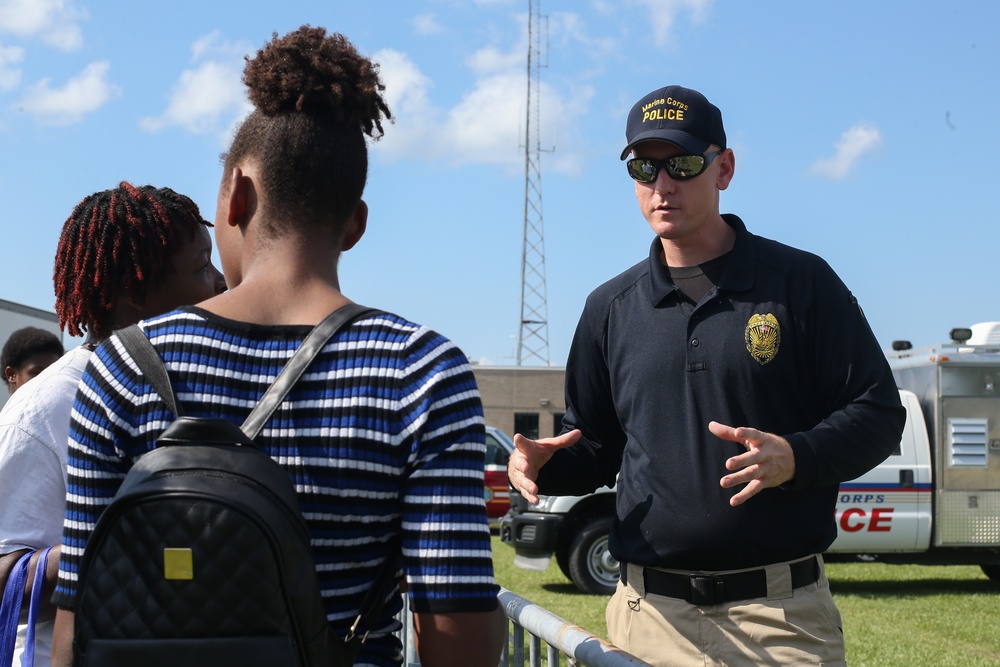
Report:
607,556,846,666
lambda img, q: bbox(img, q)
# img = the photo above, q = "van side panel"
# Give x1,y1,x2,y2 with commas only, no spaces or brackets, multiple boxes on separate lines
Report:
828,391,932,552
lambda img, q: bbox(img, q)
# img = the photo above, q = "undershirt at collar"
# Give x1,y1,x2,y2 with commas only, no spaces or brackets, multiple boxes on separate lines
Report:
666,251,731,303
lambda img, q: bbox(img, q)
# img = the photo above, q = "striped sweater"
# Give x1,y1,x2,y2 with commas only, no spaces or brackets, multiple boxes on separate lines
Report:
53,306,498,665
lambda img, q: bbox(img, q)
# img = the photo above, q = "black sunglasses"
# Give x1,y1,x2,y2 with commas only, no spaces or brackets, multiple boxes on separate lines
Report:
626,150,723,183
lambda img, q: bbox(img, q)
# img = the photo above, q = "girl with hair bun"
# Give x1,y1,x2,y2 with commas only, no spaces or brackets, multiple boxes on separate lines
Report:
51,26,505,667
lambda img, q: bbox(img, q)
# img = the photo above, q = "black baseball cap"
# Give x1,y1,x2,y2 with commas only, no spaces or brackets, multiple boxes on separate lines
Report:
620,85,726,160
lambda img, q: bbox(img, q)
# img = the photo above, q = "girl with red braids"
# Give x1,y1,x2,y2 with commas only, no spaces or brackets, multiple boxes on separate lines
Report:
51,27,505,667
52,182,226,342
0,182,225,667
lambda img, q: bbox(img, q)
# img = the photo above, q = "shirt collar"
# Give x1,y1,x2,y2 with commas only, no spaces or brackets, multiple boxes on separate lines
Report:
646,238,677,305
645,213,757,306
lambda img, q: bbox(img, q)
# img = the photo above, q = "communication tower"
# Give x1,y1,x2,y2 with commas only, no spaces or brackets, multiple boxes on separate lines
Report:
516,0,550,366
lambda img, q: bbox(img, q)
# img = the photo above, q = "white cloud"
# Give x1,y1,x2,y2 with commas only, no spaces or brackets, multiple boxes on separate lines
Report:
16,60,119,125
467,43,524,75
626,0,712,47
809,122,883,180
446,71,528,165
550,12,616,58
413,13,444,36
139,32,252,142
139,61,248,134
0,0,86,51
371,48,444,158
190,29,247,62
0,42,23,91
373,45,592,176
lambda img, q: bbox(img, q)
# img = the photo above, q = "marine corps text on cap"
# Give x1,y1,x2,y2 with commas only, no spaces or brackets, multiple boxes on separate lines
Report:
620,84,726,160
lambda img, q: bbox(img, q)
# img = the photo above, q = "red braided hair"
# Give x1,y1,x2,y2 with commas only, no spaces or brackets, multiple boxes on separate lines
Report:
53,182,208,339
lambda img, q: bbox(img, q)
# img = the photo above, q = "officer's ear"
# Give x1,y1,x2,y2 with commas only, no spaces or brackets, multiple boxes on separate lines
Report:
716,149,735,191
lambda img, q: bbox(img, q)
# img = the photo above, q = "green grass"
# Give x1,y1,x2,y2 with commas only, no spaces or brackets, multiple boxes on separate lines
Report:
829,562,1000,666
491,535,610,637
492,536,1000,666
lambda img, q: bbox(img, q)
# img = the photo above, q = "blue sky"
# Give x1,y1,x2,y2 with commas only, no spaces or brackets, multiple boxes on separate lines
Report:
1,0,997,365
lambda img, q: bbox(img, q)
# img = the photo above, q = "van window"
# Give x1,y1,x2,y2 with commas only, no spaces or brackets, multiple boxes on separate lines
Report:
485,432,510,466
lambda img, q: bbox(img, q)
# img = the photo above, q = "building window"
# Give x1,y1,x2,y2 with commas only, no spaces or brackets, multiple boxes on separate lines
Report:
553,412,565,437
514,412,539,440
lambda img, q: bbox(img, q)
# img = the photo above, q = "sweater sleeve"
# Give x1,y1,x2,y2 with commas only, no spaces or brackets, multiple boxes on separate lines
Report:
396,328,499,613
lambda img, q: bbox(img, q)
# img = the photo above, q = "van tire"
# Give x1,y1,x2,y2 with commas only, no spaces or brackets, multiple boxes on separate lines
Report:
567,517,619,596
556,550,572,581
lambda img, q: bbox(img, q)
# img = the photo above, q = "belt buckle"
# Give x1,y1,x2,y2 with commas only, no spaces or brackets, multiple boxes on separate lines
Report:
688,574,725,605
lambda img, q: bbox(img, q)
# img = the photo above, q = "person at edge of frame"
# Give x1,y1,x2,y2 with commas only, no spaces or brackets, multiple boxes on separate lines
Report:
2,326,64,395
0,182,226,667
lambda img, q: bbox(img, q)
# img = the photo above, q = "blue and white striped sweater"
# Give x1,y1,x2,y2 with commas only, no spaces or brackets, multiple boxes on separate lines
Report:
55,306,497,664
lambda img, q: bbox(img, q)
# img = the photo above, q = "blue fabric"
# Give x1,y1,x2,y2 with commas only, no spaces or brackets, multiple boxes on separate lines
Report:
0,547,51,667
1,550,33,667
22,548,51,667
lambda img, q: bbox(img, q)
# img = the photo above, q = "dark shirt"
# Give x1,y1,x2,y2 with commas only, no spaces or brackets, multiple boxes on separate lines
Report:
537,214,905,570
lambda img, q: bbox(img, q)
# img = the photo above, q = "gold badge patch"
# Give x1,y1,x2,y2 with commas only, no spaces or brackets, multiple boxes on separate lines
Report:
745,313,780,365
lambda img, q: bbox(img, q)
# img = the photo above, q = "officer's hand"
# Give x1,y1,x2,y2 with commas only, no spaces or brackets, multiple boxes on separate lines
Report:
508,430,581,505
708,421,796,507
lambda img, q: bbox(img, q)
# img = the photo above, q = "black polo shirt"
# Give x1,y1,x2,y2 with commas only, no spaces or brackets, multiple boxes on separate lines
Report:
537,214,905,570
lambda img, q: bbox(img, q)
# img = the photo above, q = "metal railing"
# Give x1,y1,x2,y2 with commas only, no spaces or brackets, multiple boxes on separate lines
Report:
398,587,650,667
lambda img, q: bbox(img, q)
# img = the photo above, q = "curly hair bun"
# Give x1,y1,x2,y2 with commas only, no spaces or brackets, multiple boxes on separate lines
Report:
244,25,391,139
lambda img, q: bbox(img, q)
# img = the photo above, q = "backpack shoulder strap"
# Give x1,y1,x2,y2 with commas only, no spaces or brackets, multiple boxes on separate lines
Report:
116,324,181,418
241,304,378,439
116,304,378,433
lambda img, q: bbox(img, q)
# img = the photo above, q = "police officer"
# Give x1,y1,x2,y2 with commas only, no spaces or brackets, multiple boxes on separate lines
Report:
507,84,905,667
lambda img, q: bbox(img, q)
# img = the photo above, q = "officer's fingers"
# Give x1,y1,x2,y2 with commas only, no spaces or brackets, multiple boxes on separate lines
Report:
708,420,739,443
515,429,582,453
507,464,540,505
733,426,769,448
711,421,767,448
508,450,534,479
724,448,760,471
553,428,583,448
728,478,764,507
507,451,541,502
517,483,540,505
512,432,539,453
510,474,539,505
509,430,580,506
720,463,758,489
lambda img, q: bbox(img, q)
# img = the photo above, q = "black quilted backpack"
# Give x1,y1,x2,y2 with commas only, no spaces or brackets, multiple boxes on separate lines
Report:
72,304,397,667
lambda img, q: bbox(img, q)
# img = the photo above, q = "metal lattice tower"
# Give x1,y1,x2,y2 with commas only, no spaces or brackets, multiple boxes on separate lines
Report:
517,0,549,366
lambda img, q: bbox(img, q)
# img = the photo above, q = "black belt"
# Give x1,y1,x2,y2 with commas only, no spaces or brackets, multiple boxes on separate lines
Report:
620,556,820,606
